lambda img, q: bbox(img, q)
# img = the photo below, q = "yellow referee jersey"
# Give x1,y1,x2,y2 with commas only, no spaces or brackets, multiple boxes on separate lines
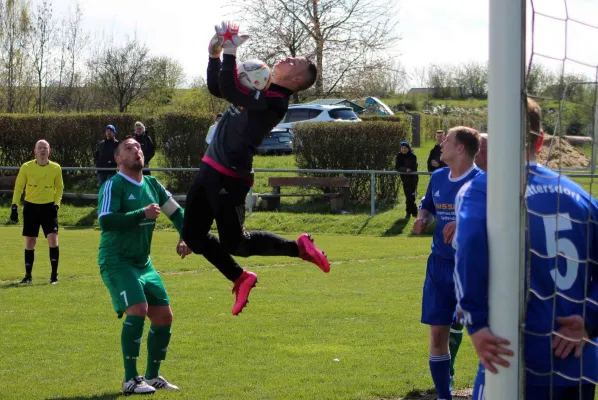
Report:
12,160,64,206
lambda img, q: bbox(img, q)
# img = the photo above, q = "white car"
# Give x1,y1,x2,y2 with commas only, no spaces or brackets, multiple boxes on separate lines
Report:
276,104,361,130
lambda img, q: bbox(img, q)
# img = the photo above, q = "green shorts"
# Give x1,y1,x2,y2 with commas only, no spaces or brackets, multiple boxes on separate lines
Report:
100,261,170,317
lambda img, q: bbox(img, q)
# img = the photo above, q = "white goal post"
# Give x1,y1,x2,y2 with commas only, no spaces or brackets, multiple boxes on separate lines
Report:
486,0,527,399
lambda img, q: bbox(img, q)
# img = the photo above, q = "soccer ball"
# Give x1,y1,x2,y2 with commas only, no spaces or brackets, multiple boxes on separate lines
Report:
238,59,272,91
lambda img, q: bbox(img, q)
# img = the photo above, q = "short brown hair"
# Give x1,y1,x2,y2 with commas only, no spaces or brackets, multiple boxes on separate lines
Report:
114,135,136,156
297,59,317,92
449,126,480,159
436,130,445,135
527,97,542,147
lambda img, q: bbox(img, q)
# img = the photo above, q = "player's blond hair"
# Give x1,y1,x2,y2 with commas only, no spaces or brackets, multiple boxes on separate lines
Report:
448,126,481,159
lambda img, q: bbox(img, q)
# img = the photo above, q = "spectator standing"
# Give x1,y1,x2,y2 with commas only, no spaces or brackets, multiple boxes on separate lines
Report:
428,130,447,172
94,125,119,187
395,141,419,218
206,113,223,145
133,121,155,175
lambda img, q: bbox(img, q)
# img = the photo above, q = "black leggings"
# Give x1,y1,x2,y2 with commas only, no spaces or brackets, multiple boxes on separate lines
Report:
182,163,298,282
402,179,418,215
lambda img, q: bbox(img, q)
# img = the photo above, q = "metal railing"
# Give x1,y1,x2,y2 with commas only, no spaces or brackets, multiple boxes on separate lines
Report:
0,166,596,217
0,166,432,217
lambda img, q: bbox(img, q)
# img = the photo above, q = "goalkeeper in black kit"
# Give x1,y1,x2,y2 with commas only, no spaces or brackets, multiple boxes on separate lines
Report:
182,21,329,316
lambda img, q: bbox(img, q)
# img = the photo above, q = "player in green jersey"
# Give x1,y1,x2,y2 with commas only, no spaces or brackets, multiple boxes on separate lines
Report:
97,136,191,395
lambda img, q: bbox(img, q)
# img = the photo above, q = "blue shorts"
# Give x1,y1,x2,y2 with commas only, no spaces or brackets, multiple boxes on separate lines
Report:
421,253,456,326
473,363,596,400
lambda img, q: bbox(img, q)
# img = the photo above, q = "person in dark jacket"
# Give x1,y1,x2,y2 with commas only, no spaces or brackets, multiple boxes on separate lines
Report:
94,125,119,187
133,121,155,175
427,130,447,172
395,141,419,218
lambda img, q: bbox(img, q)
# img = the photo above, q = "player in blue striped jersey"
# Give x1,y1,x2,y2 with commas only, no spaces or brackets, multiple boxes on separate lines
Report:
454,98,598,399
414,126,483,400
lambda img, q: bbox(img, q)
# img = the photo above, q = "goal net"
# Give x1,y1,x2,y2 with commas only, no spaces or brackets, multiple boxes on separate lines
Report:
487,0,598,399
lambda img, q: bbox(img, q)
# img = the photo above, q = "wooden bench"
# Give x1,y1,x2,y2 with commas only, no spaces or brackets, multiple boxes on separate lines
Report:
259,176,350,211
0,175,16,190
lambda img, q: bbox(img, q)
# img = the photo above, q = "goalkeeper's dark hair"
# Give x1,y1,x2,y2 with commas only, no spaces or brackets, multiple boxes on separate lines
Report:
527,97,542,148
114,135,136,156
449,126,481,159
298,59,318,92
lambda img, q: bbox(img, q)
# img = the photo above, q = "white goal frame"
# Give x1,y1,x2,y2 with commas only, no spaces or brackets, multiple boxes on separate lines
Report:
487,0,527,399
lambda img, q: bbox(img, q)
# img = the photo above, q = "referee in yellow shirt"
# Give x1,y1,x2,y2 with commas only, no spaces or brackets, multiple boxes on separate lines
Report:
11,140,64,284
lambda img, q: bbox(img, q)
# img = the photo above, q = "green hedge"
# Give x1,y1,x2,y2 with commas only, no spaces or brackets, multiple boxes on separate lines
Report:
421,115,488,141
0,114,144,169
154,113,213,192
360,113,488,143
0,114,145,192
0,113,212,192
359,114,412,125
293,121,411,203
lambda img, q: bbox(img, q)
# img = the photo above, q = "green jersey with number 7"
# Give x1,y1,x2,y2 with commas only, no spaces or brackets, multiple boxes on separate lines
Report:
97,172,184,268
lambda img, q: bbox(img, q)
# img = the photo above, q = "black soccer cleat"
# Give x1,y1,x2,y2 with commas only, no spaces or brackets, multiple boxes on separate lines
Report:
20,276,32,284
50,275,58,285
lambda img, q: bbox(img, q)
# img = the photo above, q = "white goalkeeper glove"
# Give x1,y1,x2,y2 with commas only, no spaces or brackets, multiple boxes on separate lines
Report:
208,33,224,58
215,21,249,56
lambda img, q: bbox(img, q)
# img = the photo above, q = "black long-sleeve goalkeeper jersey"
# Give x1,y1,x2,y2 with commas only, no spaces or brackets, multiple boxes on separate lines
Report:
203,55,293,184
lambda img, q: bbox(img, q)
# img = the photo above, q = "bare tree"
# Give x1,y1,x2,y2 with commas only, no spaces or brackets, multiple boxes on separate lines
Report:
30,0,55,112
411,66,428,89
66,3,86,89
383,59,408,94
338,57,406,97
237,0,313,102
89,36,153,112
238,1,312,63
240,0,399,96
452,65,468,99
427,64,453,99
463,62,487,99
0,0,31,113
142,56,185,111
54,2,88,110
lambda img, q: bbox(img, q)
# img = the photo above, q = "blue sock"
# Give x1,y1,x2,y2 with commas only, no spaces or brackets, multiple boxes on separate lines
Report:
429,353,452,400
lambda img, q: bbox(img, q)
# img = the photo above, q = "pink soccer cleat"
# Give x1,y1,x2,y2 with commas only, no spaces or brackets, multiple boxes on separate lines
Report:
231,270,258,315
296,233,330,273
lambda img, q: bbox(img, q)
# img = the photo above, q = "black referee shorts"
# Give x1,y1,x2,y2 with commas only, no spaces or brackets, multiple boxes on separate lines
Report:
22,201,59,238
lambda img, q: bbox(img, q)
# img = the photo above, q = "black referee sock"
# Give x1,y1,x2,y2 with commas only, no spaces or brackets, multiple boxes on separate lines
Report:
24,249,34,276
49,246,59,277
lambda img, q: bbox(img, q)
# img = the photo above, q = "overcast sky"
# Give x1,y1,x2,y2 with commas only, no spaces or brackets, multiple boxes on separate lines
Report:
50,0,598,86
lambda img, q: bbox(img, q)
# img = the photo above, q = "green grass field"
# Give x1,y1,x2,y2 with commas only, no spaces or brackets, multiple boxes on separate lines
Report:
0,228,478,400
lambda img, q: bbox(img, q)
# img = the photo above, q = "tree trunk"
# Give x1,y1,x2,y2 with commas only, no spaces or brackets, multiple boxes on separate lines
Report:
38,71,43,113
315,40,324,96
7,43,14,113
311,0,324,96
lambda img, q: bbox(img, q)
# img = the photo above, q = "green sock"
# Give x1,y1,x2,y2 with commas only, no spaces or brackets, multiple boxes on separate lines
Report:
449,323,464,377
145,325,172,380
121,315,145,381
